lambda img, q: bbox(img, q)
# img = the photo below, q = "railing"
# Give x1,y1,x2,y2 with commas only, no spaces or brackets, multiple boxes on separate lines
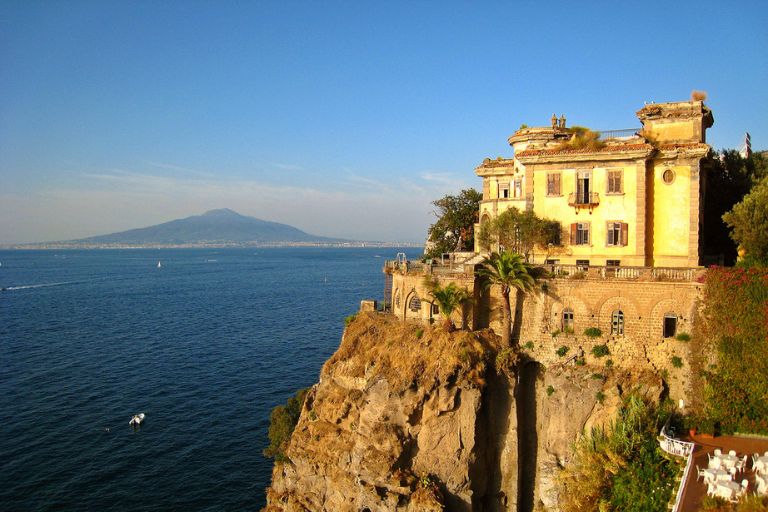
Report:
659,423,695,512
387,258,703,283
567,192,600,207
598,128,641,140
652,268,696,281
550,265,701,282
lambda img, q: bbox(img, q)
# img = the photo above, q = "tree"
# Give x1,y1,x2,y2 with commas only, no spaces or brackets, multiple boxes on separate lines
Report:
701,150,768,264
425,280,471,332
425,189,482,259
476,251,540,346
478,207,563,263
722,175,768,266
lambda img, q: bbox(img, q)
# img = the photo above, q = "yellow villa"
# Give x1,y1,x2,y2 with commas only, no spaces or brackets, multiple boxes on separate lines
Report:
475,100,714,268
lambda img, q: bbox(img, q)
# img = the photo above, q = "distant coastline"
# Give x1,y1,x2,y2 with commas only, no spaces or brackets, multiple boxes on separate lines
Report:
1,241,423,250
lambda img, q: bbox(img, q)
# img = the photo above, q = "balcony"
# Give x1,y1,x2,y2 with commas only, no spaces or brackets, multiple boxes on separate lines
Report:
567,192,600,210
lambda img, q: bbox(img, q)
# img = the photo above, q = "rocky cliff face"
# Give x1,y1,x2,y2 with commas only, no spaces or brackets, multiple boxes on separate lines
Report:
262,313,664,512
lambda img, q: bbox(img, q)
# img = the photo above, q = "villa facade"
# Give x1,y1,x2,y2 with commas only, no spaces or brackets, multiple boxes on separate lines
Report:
475,100,714,268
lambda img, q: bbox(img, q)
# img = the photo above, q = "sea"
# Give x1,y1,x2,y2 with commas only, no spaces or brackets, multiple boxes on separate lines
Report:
0,247,419,511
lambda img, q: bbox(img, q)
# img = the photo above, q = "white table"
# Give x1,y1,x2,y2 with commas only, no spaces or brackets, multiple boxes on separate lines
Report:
719,454,739,469
755,455,768,474
703,468,730,484
716,480,741,500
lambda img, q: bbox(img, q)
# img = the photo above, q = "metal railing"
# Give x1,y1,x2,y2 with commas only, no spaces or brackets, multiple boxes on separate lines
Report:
598,128,641,140
659,423,695,512
567,192,600,207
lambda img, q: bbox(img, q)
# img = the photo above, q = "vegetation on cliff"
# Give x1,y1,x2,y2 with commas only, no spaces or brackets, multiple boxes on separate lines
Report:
701,266,768,434
264,387,309,462
557,394,678,512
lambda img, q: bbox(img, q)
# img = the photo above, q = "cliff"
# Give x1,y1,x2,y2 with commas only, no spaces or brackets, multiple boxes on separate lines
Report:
262,312,664,511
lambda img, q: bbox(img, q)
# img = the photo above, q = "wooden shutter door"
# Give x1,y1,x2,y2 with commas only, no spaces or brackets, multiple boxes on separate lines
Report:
570,223,577,244
621,223,629,246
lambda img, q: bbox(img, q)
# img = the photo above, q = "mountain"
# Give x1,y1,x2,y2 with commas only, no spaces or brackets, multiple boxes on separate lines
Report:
69,209,343,246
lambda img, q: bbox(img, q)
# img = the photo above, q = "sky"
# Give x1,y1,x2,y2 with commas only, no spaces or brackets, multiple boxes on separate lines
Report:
1,1,766,244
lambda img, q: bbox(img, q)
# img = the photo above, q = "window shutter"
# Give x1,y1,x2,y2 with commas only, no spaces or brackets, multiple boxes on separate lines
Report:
555,173,561,195
621,223,629,246
570,223,577,244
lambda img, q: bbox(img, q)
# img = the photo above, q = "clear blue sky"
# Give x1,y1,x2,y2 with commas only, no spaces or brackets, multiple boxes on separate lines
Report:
1,1,766,244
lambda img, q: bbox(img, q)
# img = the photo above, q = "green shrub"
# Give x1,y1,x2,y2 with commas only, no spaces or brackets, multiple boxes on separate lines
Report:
495,348,519,376
551,329,561,338
671,356,683,368
575,357,586,366
584,327,602,338
592,373,604,380
595,391,605,403
605,359,614,368
524,340,534,350
591,344,610,357
547,385,555,396
344,313,357,327
675,332,691,342
556,345,570,357
557,395,677,511
415,328,424,339
263,387,309,462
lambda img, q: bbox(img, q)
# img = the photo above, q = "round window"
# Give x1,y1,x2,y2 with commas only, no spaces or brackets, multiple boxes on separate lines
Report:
662,169,675,184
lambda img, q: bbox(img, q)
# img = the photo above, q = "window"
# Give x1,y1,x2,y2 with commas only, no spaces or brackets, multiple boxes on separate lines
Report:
547,173,561,196
576,171,591,204
662,169,675,184
606,222,628,246
611,310,624,335
663,313,677,338
607,170,623,194
513,178,523,198
606,259,621,267
570,223,590,245
499,182,510,198
408,295,421,312
562,308,574,332
432,303,440,315
576,259,590,270
545,259,560,265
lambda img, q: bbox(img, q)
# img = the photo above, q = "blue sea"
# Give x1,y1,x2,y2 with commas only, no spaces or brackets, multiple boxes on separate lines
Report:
0,247,419,511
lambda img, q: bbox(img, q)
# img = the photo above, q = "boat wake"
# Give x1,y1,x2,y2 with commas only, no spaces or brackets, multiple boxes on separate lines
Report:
2,281,76,291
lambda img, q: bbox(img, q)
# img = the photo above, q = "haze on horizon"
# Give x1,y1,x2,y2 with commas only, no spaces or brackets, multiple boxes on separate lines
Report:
1,1,766,245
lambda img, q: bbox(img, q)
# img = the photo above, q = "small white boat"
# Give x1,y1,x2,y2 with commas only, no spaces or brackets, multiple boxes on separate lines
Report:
157,261,162,268
129,413,145,427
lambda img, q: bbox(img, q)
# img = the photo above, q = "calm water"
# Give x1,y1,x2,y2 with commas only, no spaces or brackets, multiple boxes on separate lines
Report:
0,247,418,511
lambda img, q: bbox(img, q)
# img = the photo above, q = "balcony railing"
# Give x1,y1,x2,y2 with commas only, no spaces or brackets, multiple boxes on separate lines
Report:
567,192,600,208
598,128,641,140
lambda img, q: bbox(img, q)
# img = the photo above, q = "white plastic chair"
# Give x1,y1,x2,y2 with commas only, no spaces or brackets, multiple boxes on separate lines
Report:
715,448,723,457
696,465,704,482
729,449,737,457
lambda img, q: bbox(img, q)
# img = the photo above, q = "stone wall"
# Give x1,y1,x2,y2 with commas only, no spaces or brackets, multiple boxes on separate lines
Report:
387,267,704,406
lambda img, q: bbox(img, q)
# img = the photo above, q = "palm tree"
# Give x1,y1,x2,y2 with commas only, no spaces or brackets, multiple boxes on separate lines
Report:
427,281,471,332
476,251,539,345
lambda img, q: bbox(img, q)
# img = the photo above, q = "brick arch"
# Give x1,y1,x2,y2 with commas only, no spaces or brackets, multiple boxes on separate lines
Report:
649,298,687,340
404,290,423,321
551,295,590,334
597,295,640,337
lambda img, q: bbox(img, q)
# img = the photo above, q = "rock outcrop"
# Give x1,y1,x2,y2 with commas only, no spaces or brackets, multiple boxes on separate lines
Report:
262,312,664,512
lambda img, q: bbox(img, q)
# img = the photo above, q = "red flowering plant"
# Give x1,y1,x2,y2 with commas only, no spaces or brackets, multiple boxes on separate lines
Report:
701,267,768,434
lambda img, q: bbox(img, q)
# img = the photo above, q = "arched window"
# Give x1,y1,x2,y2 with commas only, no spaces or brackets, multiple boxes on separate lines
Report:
408,295,421,312
611,310,624,335
663,313,677,338
562,308,574,333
